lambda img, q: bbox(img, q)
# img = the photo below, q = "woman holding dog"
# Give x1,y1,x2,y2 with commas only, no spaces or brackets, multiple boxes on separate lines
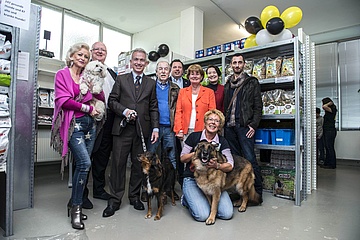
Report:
51,42,105,230
180,109,234,222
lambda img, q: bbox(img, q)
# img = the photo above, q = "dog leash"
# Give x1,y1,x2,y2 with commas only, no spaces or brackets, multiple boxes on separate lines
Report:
137,117,147,153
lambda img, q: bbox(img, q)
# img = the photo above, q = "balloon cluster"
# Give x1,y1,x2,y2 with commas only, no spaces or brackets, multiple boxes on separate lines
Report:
148,44,170,62
243,6,302,48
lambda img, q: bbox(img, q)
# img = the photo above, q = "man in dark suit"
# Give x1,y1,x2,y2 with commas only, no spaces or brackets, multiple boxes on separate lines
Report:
169,59,189,188
103,48,159,217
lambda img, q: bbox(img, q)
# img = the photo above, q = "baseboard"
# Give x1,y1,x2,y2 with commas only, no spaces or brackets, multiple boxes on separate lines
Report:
337,159,360,167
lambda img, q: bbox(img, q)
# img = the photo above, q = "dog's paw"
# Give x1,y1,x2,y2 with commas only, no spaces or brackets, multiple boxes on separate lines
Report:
80,83,89,95
145,213,152,219
154,215,161,221
238,206,247,212
205,217,216,225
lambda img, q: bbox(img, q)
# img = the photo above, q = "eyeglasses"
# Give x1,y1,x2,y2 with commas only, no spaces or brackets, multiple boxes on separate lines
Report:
207,118,220,123
92,48,107,52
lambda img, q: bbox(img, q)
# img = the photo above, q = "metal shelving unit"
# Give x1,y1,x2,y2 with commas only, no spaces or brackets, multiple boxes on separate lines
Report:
183,29,316,206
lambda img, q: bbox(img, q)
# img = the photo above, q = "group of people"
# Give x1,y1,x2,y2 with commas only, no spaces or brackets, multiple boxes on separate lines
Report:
316,97,338,169
51,43,263,230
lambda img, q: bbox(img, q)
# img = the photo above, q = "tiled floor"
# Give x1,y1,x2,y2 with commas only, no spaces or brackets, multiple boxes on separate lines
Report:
3,161,360,240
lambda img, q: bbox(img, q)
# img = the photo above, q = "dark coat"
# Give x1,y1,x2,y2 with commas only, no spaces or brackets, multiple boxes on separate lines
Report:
109,72,159,138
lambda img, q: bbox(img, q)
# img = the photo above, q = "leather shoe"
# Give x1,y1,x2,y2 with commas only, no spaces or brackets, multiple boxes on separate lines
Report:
130,199,144,210
102,205,119,218
82,198,93,209
93,192,111,200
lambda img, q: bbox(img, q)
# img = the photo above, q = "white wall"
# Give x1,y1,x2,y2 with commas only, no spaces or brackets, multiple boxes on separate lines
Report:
335,131,360,161
133,18,180,55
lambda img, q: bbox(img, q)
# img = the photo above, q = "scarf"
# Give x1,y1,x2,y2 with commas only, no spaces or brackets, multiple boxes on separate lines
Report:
228,72,247,127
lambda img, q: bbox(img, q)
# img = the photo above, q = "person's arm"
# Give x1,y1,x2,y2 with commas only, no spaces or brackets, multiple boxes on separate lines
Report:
322,101,333,113
180,143,194,163
174,89,184,139
93,91,105,102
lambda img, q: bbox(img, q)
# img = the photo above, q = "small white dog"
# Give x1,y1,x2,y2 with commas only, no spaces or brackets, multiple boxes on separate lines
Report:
80,60,107,121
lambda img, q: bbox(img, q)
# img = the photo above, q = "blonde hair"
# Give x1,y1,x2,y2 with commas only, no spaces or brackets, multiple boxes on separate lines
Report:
65,43,90,67
186,64,204,80
204,109,225,132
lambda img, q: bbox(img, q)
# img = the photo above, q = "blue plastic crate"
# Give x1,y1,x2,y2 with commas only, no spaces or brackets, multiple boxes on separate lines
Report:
255,129,270,144
270,129,294,145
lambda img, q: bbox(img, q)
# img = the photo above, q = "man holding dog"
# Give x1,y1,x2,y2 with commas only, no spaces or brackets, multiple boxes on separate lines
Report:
103,48,159,217
147,60,180,200
223,53,263,202
81,42,117,209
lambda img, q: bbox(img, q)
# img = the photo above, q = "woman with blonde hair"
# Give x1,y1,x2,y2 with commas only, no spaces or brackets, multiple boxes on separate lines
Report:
51,42,105,229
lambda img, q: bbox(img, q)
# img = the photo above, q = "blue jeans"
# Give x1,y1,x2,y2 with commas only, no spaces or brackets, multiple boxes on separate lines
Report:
225,125,263,195
182,177,233,222
69,115,96,206
148,126,176,169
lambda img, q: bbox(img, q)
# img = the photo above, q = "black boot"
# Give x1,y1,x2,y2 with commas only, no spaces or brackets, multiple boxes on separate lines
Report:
70,205,84,230
67,199,87,220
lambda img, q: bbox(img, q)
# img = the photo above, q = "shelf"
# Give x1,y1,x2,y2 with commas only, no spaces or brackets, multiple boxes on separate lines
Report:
38,123,52,126
38,106,54,109
255,144,295,151
262,114,295,120
38,68,57,77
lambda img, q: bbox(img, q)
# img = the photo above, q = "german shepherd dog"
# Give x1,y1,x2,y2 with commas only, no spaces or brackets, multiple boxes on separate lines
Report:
192,141,261,225
138,150,176,220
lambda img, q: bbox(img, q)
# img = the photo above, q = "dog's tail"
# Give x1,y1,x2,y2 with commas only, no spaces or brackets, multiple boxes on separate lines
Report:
248,173,262,205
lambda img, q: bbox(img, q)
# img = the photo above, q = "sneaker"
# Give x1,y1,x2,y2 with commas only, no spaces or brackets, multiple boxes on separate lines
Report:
180,195,188,209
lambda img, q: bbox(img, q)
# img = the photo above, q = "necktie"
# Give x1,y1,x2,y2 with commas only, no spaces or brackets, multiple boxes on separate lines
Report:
135,75,141,96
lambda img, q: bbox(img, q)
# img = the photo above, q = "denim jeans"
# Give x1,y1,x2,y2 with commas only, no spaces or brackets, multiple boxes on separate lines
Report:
69,115,96,206
182,177,233,222
224,125,263,195
148,126,176,169
323,129,337,168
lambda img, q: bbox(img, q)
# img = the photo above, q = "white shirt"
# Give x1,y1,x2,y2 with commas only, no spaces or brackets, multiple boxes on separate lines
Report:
103,67,115,108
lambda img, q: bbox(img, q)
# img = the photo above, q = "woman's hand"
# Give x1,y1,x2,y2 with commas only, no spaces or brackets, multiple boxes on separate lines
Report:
176,131,184,140
90,108,99,117
208,158,219,170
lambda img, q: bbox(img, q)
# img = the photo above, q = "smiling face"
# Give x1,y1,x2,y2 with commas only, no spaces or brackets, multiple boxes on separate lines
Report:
71,47,90,69
130,50,148,75
205,113,221,134
189,70,203,86
156,61,170,83
207,67,219,85
91,42,107,64
171,61,183,79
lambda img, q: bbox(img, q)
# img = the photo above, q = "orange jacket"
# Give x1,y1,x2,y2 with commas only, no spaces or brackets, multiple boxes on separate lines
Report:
174,86,216,134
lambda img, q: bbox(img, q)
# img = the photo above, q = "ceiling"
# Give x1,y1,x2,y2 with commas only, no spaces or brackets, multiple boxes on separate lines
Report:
36,0,360,47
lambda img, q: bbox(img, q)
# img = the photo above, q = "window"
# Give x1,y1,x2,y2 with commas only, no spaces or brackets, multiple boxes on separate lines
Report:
39,6,62,59
63,13,99,60
103,27,132,69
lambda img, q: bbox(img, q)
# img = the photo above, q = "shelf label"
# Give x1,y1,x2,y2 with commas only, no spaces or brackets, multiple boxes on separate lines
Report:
275,76,294,83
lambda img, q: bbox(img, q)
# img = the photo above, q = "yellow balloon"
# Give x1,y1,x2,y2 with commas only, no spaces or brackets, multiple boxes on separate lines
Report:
244,35,257,48
260,5,280,28
281,6,303,29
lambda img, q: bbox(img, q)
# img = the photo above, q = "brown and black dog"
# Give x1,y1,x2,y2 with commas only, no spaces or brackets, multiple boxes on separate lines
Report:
192,141,262,225
138,150,176,220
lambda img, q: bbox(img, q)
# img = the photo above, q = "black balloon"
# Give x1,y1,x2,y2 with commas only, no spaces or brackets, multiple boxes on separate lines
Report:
266,17,285,35
157,44,170,57
148,51,160,62
244,16,263,35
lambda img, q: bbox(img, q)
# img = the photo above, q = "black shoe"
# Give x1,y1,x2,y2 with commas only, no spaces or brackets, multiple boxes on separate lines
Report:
130,199,145,210
93,192,111,200
82,198,93,209
102,205,120,218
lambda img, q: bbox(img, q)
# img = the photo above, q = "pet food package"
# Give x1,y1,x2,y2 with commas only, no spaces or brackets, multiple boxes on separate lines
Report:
273,167,295,200
244,60,253,76
281,56,294,77
266,57,282,79
0,128,10,168
252,58,266,80
260,164,275,192
49,90,55,108
0,94,9,117
0,59,11,74
38,89,49,107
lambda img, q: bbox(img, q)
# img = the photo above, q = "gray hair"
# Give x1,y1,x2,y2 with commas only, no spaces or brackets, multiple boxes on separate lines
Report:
156,60,170,70
65,43,90,67
131,48,148,61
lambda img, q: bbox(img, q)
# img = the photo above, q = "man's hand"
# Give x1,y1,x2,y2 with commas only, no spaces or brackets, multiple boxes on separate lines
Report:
176,131,184,140
151,131,159,144
246,125,255,138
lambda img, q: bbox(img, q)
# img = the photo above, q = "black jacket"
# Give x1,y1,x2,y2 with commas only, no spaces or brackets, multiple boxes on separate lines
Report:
223,74,263,130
